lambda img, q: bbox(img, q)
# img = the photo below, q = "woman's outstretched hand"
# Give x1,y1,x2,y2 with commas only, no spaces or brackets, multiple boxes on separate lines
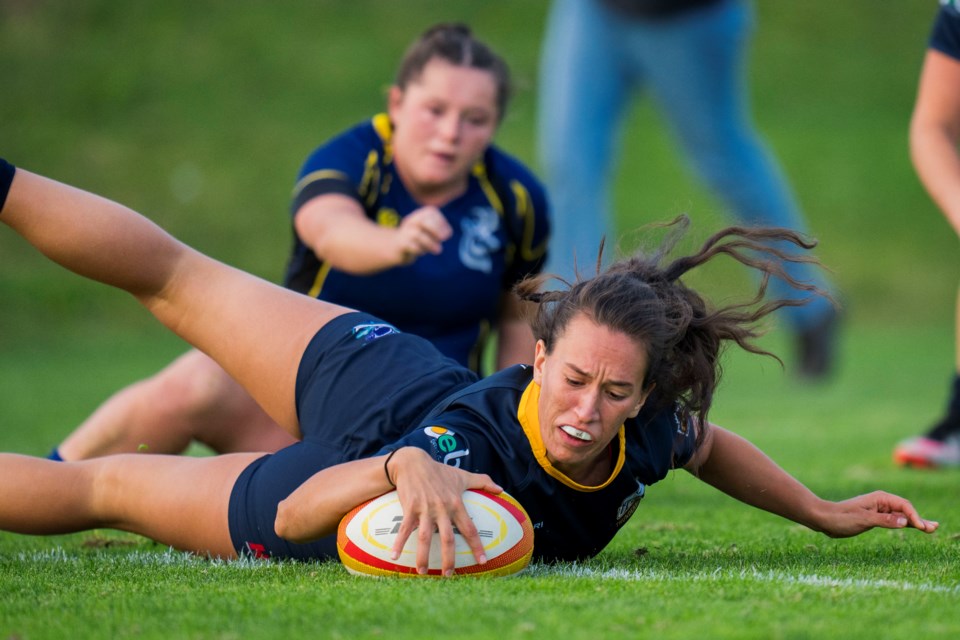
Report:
815,491,939,538
394,206,453,265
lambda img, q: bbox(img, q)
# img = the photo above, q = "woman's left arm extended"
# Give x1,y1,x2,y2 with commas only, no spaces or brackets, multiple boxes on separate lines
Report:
684,424,939,537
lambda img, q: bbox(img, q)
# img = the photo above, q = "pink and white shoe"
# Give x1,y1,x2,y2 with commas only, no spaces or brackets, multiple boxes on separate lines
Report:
893,435,960,469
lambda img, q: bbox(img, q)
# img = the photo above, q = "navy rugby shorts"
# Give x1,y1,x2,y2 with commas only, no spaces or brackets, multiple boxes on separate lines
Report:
227,312,478,561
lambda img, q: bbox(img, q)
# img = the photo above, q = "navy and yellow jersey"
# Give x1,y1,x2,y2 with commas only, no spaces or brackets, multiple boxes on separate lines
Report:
383,365,697,563
282,114,551,373
226,315,694,562
932,1,960,59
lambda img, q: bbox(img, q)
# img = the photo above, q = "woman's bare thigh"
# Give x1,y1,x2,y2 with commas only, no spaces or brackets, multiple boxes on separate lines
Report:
92,452,265,558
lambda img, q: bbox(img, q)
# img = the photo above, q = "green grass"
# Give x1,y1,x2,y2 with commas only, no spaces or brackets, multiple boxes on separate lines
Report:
1,1,959,638
1,321,958,639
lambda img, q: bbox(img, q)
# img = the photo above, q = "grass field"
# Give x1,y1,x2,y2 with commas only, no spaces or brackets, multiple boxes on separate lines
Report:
1,1,959,638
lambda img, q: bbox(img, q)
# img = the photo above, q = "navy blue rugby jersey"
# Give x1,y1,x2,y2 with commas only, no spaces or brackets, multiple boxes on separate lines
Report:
933,1,960,59
283,115,551,373
381,365,698,563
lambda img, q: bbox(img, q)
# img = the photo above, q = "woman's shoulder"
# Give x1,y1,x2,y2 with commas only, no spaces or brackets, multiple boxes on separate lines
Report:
483,145,544,190
299,117,384,165
431,365,533,415
933,2,960,59
480,147,550,225
626,401,698,476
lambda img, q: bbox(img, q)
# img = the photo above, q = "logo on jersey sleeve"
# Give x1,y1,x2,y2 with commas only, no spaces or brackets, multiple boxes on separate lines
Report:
422,426,470,468
376,208,400,227
352,322,400,342
672,408,688,435
459,206,501,274
615,478,647,526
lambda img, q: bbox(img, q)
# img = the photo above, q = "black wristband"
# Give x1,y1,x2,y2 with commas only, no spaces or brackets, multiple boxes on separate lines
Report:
0,159,15,215
383,449,399,488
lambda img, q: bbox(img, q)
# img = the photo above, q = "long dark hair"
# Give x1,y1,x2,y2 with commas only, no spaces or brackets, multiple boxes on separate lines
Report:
515,216,832,444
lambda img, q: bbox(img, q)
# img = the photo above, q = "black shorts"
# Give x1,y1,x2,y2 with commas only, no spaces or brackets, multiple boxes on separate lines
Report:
227,312,478,560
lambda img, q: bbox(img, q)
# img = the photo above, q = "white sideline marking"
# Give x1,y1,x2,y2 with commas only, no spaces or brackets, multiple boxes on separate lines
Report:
524,564,960,595
14,549,959,595
15,548,268,568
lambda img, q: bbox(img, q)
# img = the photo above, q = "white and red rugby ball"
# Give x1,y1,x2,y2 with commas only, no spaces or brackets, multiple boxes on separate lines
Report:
337,489,533,578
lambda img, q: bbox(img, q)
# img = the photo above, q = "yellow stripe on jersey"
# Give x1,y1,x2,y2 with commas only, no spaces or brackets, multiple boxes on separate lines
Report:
472,162,505,215
358,150,381,208
307,261,333,299
467,318,491,374
291,169,350,199
510,180,548,262
516,381,625,492
371,113,394,164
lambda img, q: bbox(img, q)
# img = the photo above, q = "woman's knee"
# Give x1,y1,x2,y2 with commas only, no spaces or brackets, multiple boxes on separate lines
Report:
146,350,243,419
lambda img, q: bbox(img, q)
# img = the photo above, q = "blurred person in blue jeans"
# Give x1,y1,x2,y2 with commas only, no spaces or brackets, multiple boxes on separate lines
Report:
537,0,839,379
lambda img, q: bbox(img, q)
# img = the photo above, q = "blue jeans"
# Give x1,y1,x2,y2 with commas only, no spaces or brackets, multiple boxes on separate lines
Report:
537,0,834,329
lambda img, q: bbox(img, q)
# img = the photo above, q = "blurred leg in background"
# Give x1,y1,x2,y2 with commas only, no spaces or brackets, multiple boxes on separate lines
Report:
892,5,960,469
538,0,839,379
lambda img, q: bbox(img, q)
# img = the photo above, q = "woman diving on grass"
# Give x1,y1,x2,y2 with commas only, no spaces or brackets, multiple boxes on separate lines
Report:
0,157,938,576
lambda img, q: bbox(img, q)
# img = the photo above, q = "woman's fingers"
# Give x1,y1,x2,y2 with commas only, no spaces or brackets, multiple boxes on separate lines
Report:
397,207,453,261
822,491,940,538
389,449,503,576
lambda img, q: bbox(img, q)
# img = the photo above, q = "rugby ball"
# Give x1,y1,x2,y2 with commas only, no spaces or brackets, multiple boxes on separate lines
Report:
337,489,533,578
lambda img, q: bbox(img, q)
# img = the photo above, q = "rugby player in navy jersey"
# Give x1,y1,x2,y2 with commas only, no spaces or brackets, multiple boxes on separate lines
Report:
893,2,960,469
0,157,938,575
45,23,549,463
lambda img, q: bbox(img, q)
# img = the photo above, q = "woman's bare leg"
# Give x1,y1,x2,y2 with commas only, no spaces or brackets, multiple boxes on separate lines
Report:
1,167,349,434
58,350,298,460
0,452,262,557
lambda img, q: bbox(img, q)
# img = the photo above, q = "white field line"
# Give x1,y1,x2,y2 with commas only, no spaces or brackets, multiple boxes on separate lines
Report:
524,563,960,595
11,548,960,596
13,548,266,568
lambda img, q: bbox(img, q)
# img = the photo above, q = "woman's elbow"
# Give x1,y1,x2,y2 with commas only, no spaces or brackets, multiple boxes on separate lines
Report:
273,498,304,543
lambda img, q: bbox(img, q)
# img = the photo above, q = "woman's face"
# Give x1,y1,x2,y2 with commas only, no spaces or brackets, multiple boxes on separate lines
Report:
533,313,652,484
388,57,499,204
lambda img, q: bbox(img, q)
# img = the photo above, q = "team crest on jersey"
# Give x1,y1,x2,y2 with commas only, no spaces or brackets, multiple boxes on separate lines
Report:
615,478,646,526
459,206,501,274
351,322,399,343
422,425,470,467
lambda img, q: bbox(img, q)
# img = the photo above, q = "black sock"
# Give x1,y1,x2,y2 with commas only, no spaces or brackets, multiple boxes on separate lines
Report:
0,158,15,214
927,373,960,441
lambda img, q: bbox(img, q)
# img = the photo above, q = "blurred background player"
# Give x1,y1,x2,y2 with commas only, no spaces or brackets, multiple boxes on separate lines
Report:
893,1,960,469
536,0,838,379
47,23,550,462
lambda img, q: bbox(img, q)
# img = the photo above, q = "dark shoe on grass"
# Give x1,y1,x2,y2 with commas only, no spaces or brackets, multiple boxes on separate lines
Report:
796,307,840,380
